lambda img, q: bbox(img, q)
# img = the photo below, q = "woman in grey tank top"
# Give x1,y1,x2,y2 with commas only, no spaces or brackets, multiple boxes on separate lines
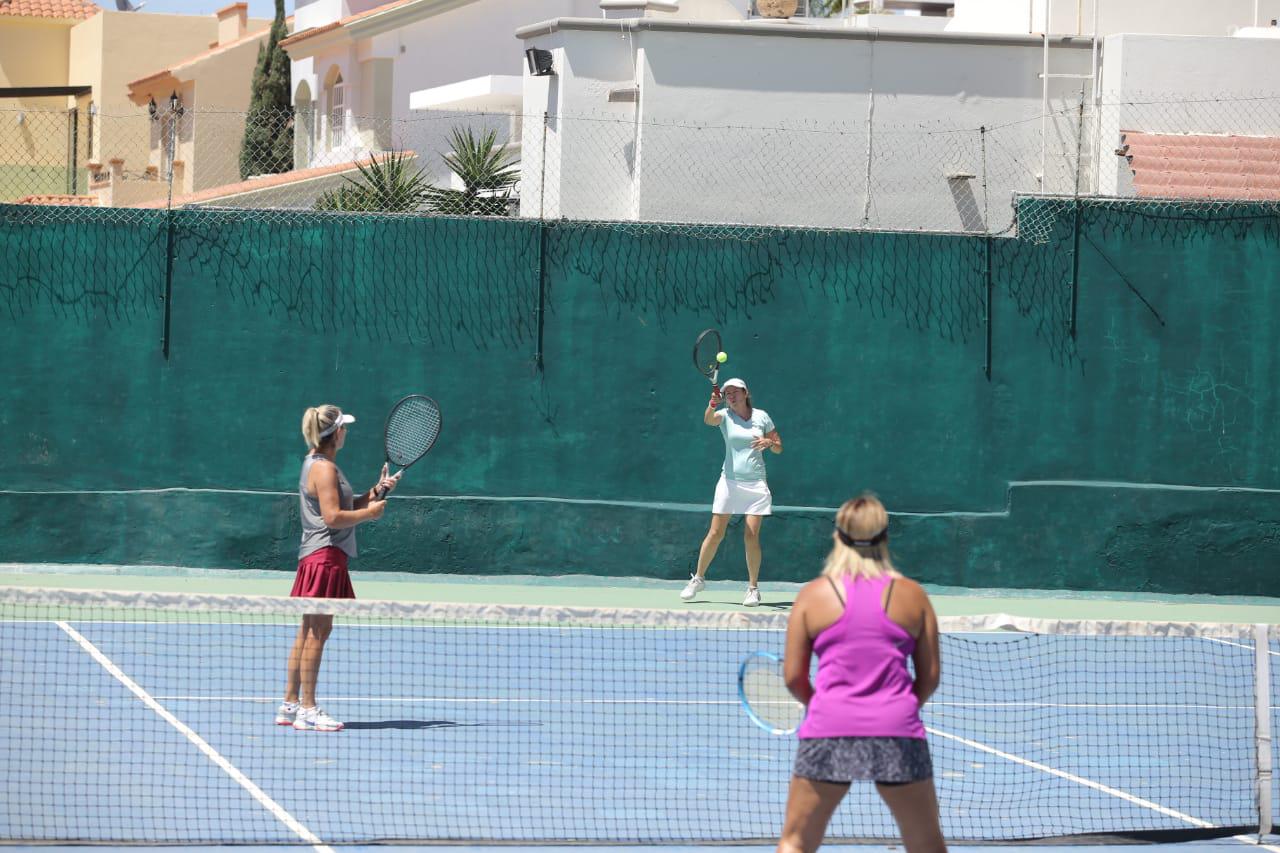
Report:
275,404,398,733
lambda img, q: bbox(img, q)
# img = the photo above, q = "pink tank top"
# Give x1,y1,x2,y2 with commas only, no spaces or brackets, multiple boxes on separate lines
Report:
796,574,926,740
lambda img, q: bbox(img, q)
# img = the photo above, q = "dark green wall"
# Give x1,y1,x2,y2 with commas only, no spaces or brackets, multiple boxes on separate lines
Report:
3,200,1279,594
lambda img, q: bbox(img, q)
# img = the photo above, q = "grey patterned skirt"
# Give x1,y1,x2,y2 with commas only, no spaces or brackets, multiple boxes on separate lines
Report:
794,736,933,784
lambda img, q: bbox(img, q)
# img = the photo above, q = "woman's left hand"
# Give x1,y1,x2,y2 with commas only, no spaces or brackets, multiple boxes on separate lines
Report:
373,463,400,496
750,436,775,451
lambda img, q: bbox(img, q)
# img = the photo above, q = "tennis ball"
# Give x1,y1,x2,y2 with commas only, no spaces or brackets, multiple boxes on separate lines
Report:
716,351,728,364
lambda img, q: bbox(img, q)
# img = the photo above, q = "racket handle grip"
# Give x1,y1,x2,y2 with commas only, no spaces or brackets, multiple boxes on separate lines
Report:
374,485,388,500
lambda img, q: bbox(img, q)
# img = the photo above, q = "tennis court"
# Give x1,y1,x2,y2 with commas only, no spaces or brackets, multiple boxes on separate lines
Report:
2,568,1278,848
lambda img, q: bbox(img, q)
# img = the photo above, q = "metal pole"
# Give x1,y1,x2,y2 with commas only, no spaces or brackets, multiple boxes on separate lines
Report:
68,107,79,195
161,107,179,360
860,31,877,227
1089,0,1102,195
1041,0,1050,192
982,126,992,380
1070,91,1084,340
534,111,549,372
1254,624,1273,839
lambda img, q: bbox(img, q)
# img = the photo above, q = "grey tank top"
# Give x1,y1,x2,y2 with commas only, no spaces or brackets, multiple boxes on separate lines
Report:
298,454,357,560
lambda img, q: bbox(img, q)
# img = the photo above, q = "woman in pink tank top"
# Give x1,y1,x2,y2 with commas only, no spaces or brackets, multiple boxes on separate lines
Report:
776,495,946,853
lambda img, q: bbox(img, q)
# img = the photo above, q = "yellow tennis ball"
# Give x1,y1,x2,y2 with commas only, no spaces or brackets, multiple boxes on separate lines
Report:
716,351,728,364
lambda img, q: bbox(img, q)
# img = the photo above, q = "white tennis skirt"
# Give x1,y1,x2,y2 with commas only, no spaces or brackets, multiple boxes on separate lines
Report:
712,474,773,516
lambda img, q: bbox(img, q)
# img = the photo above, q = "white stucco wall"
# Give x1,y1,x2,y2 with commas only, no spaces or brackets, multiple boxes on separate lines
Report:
1096,34,1280,195
949,0,1280,37
289,0,600,184
520,21,1093,231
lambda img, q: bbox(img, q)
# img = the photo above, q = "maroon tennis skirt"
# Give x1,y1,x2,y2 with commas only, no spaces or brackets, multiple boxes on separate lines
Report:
291,546,355,599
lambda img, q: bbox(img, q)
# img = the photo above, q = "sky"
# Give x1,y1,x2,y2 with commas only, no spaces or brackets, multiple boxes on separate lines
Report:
126,0,295,17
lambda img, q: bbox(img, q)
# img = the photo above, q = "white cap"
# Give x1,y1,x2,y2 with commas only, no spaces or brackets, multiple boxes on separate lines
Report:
721,378,747,391
319,411,355,438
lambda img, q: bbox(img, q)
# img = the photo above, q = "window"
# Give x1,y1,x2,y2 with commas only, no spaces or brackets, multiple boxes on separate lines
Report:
328,77,345,150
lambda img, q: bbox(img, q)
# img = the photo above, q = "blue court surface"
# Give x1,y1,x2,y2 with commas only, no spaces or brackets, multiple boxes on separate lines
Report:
1,611,1275,847
6,846,1280,853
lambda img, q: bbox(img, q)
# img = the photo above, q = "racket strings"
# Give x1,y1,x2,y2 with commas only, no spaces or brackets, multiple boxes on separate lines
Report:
385,399,441,467
741,656,805,733
693,330,721,377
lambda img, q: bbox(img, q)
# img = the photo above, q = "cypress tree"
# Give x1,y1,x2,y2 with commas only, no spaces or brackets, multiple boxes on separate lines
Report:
238,0,294,179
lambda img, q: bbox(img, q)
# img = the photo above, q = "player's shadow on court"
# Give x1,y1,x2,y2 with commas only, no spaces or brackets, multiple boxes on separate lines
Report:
343,720,464,730
684,601,791,612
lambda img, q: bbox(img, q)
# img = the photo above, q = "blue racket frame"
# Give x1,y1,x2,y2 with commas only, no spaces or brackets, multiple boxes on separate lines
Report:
737,650,803,736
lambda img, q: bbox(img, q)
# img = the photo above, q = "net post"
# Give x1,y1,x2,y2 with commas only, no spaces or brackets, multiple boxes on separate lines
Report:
1256,623,1273,839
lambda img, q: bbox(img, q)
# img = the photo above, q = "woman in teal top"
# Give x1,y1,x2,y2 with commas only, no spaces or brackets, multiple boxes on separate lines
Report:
681,377,783,606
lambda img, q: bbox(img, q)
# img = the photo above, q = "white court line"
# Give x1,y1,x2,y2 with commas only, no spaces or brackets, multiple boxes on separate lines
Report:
1204,635,1280,658
929,725,1280,849
55,621,334,853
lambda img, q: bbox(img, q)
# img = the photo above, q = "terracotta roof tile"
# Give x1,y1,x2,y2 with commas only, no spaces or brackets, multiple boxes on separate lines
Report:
0,0,99,20
131,151,416,208
1118,131,1280,202
14,194,99,206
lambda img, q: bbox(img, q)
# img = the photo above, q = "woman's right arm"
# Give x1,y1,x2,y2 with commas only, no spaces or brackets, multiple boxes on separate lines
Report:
703,388,723,426
312,463,385,529
910,588,941,707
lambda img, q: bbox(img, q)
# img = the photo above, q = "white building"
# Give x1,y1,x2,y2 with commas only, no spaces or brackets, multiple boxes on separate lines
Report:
513,0,1280,232
281,0,602,185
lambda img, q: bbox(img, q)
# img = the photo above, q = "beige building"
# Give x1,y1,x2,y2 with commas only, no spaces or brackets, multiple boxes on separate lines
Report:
124,4,287,202
0,0,253,203
0,0,99,200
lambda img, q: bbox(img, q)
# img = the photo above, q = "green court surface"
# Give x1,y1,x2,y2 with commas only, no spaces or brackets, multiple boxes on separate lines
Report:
3,563,1279,623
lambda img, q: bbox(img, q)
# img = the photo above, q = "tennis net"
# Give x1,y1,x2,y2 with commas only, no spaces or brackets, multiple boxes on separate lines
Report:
0,586,1272,844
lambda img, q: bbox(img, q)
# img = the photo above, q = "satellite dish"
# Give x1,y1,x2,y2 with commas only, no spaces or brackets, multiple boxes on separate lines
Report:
115,0,147,10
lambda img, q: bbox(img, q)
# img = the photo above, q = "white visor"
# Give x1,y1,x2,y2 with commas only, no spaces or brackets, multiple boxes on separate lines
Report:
319,412,355,438
721,378,747,391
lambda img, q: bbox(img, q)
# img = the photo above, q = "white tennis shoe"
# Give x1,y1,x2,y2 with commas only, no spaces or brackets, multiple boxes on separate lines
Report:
293,705,344,732
680,575,705,601
274,701,299,726
743,586,761,607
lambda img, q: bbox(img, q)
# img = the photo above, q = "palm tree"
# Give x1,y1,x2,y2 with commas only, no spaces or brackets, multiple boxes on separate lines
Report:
423,127,520,216
314,151,431,213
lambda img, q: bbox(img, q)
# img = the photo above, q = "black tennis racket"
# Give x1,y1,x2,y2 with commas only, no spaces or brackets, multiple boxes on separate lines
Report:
693,328,723,390
374,395,442,499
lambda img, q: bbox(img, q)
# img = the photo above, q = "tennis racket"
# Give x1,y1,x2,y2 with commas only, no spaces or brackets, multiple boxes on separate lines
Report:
738,650,805,735
693,328,722,390
374,394,442,499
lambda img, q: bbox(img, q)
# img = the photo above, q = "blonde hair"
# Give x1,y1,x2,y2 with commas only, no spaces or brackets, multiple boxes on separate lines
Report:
821,493,901,582
301,404,342,449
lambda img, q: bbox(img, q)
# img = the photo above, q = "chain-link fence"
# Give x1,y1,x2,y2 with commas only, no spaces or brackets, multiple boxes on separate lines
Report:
3,92,1280,237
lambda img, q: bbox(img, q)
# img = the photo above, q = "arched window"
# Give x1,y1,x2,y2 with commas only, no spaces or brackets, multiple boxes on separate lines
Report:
325,70,346,151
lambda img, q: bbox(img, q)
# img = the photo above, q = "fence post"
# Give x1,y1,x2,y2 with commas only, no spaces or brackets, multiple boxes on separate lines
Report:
981,126,992,381
67,107,79,195
161,104,181,360
534,111,549,372
860,32,877,227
